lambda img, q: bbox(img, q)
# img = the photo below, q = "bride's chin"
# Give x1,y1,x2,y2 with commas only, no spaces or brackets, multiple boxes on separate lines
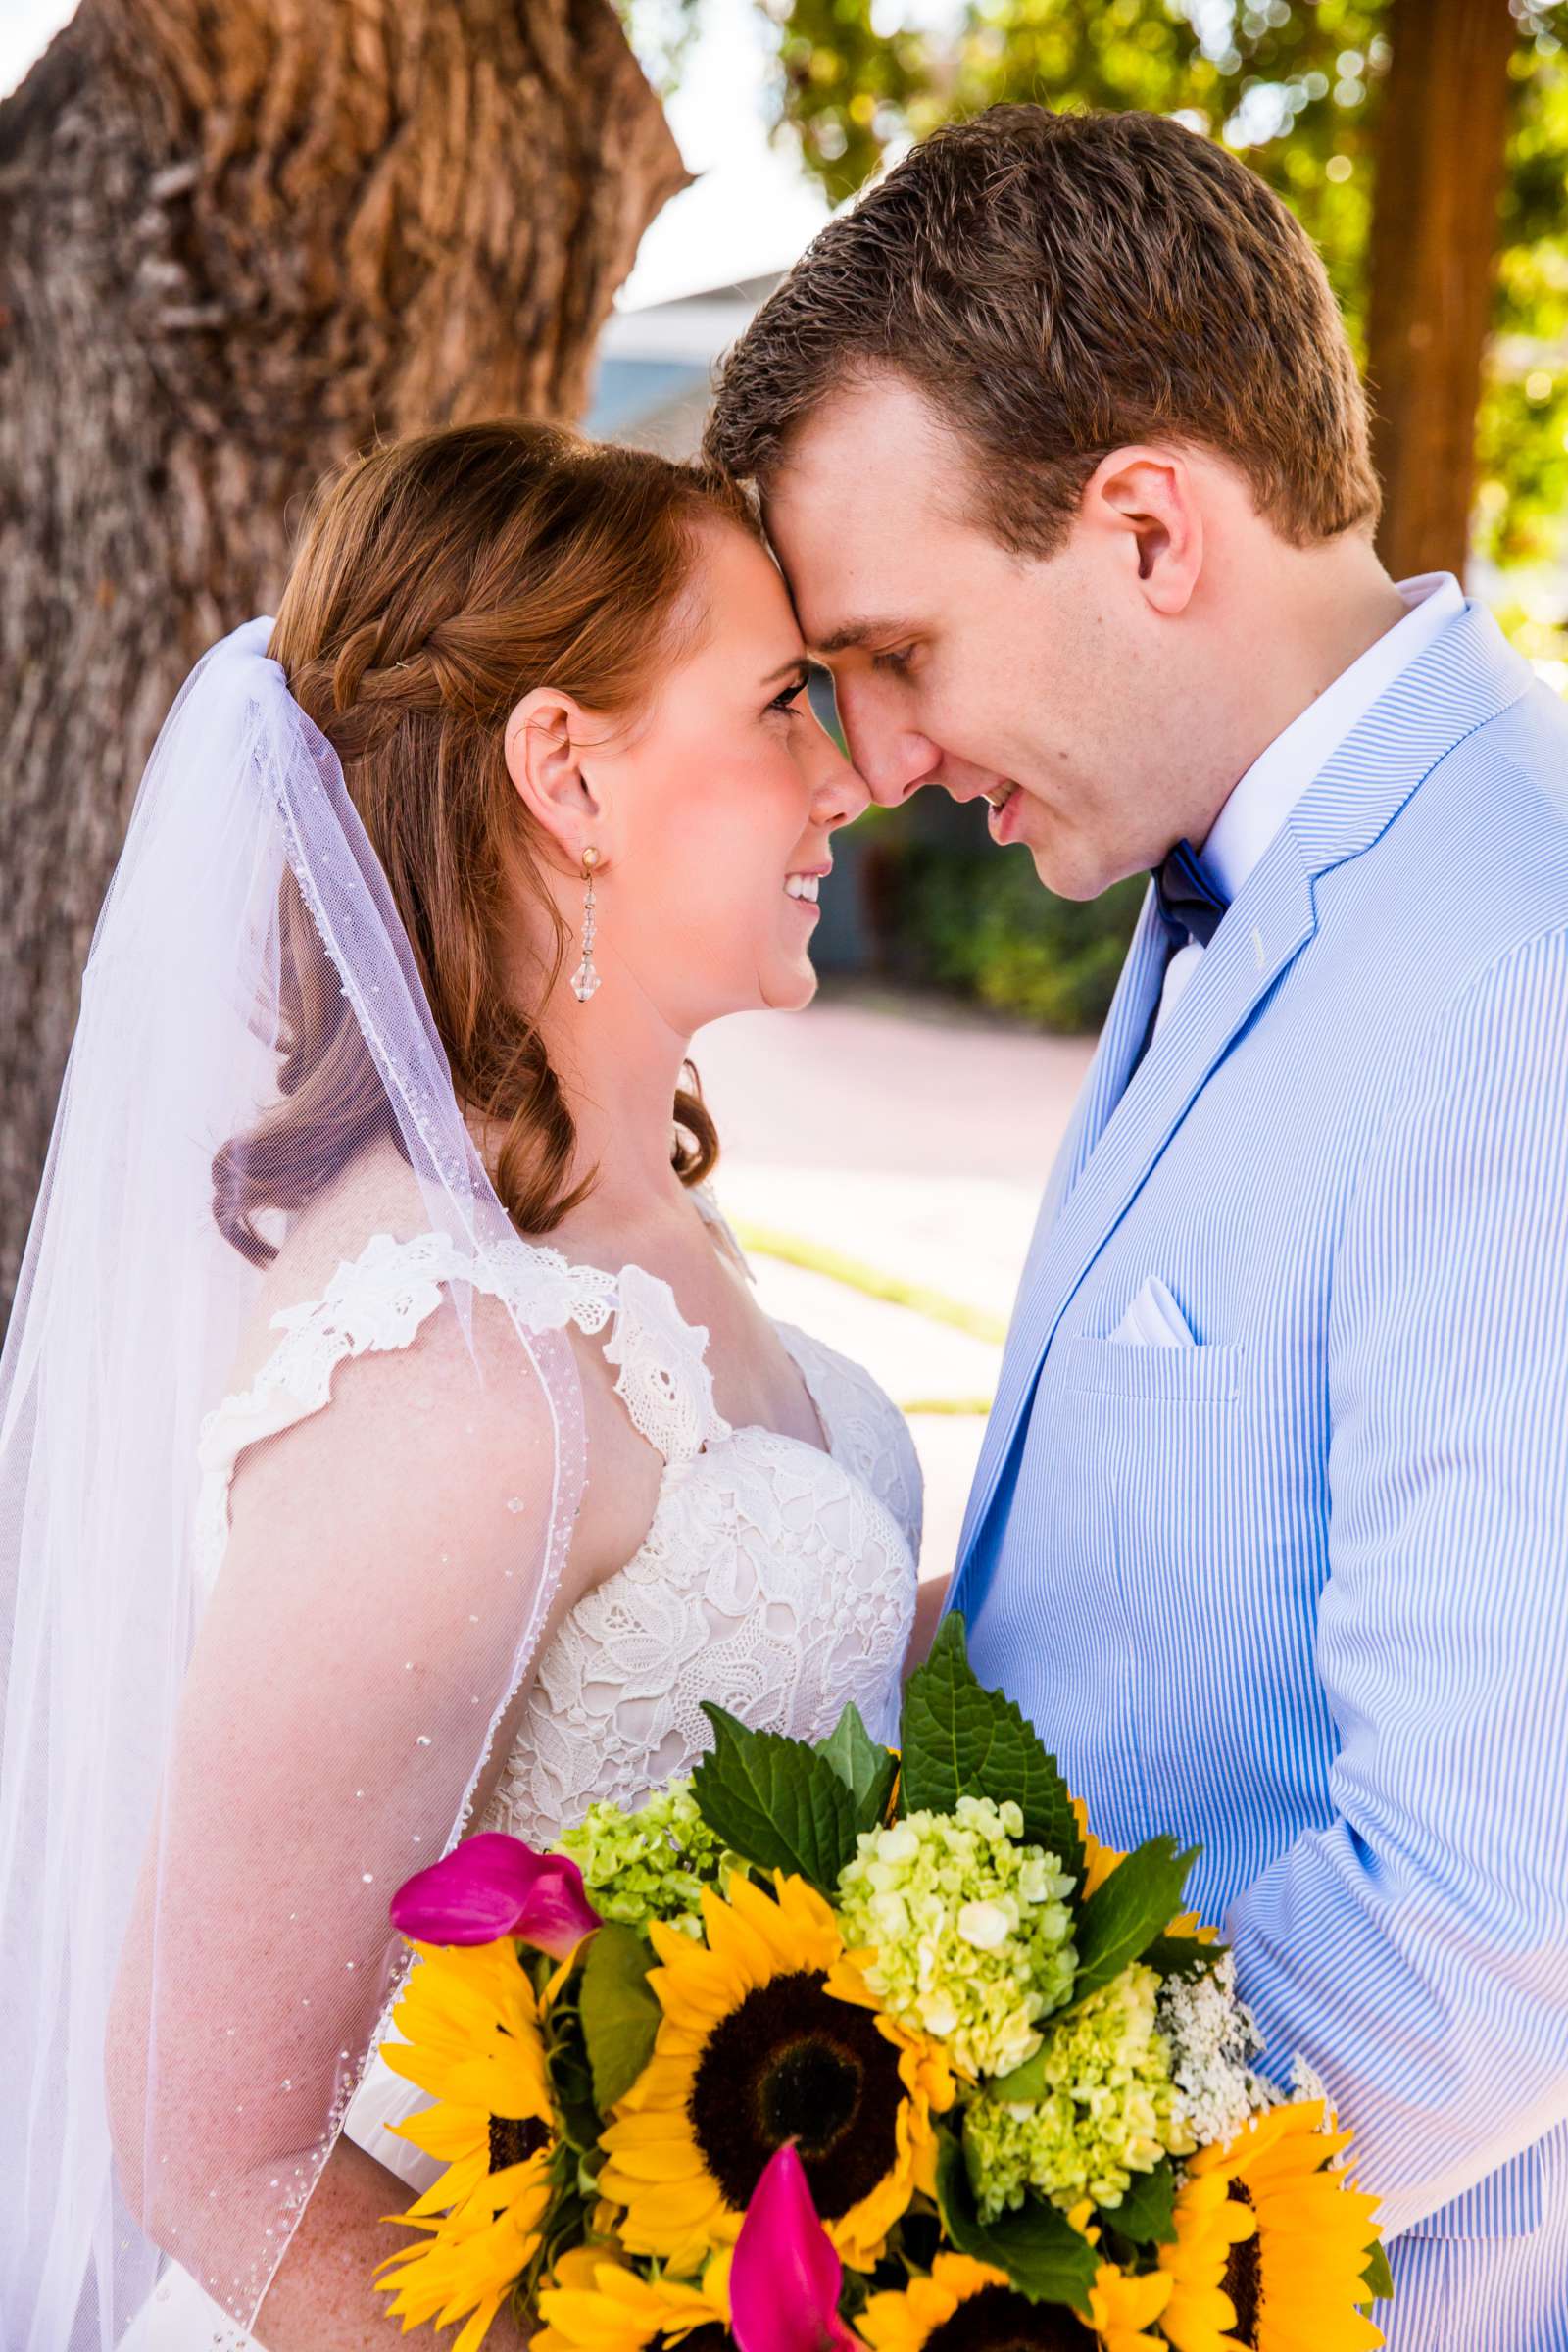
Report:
759,956,819,1014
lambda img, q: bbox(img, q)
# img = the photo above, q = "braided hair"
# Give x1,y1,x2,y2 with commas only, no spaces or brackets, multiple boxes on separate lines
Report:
214,419,753,1264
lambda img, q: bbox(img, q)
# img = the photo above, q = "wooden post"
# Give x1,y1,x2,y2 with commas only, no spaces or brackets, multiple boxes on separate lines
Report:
1364,0,1519,578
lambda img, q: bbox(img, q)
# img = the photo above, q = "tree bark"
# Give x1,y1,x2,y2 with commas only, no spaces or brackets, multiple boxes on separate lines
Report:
1364,0,1518,579
0,0,686,1314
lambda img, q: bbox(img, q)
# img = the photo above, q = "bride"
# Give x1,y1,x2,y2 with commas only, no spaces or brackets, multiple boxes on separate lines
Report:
0,420,921,2349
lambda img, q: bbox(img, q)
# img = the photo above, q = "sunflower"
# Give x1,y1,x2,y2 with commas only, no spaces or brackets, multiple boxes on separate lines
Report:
377,1935,558,2223
531,2245,733,2351
598,1870,952,2275
1155,2167,1255,2352
857,2248,1171,2351
373,1936,559,2349
376,2195,548,2352
1070,1800,1125,1903
1159,2102,1384,2352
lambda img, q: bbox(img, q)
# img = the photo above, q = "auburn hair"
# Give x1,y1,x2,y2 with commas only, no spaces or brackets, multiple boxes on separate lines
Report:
215,418,759,1266
705,104,1380,555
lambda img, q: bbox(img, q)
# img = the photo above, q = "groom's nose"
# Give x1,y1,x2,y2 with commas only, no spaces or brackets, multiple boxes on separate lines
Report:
835,692,942,807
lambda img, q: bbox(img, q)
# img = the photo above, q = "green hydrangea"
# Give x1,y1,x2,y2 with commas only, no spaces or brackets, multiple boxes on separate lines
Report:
834,1794,1077,2079
554,1780,739,1936
963,1961,1191,2221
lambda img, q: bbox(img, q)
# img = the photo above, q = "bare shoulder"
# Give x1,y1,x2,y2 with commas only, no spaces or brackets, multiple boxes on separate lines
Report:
213,1135,568,1573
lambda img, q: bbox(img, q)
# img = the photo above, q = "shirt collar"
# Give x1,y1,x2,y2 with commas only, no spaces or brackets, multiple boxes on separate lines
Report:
1200,571,1466,905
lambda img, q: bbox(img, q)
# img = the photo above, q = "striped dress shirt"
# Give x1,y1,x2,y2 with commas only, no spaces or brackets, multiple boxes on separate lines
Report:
947,600,1568,2349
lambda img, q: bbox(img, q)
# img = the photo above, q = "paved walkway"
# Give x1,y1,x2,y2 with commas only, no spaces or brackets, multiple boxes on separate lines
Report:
692,986,1096,1587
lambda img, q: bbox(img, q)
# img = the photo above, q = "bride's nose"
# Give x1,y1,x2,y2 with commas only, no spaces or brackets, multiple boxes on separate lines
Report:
811,738,872,831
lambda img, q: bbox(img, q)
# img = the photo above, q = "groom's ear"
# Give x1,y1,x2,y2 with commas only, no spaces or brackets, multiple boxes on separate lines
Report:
503,687,609,864
1084,448,1201,617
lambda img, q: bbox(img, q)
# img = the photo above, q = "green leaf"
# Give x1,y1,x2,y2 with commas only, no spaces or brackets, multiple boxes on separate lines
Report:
899,1616,1086,1889
935,2131,1100,2309
1360,2239,1395,2303
1142,1930,1227,1984
985,2040,1055,2103
1072,1837,1199,2001
814,1700,898,1832
577,1923,661,2112
693,1702,859,1894
1106,2157,1177,2246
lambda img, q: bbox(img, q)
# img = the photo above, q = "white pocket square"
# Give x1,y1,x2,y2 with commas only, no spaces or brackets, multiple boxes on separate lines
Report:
1109,1276,1196,1348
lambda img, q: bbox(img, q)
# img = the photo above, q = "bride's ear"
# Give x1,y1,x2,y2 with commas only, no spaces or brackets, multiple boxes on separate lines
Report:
504,687,607,867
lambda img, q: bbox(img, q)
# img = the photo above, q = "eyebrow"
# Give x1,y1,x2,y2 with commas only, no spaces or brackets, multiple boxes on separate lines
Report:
810,618,911,656
760,655,811,686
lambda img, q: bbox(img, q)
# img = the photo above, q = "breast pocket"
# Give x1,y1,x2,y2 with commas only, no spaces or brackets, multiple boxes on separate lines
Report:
1049,1333,1251,1642
1060,1335,1244,1405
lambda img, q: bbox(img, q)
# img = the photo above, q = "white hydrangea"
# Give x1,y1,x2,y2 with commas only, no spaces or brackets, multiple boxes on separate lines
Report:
1157,1950,1270,2150
835,1795,1077,2079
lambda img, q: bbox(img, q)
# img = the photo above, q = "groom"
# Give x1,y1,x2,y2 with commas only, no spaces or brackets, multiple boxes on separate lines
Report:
707,105,1568,2349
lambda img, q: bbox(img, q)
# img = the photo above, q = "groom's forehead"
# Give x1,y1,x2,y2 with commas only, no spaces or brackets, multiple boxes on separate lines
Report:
769,378,957,530
767,483,958,655
773,511,935,655
766,459,945,649
764,380,978,623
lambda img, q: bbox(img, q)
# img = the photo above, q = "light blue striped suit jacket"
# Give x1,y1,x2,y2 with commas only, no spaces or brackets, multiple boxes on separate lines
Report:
947,601,1568,2348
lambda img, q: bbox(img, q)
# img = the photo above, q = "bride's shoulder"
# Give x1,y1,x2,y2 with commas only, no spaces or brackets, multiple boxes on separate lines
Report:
211,1141,561,1498
214,1144,563,1580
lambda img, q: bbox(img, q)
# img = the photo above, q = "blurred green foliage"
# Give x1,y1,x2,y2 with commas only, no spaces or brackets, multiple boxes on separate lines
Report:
760,0,1568,572
883,840,1147,1032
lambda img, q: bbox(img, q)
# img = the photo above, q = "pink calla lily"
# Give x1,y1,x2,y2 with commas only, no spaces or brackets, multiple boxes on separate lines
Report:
730,2143,857,2352
389,1832,600,1955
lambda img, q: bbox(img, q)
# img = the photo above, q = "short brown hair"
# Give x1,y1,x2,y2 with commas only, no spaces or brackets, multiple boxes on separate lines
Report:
705,105,1379,554
217,420,756,1261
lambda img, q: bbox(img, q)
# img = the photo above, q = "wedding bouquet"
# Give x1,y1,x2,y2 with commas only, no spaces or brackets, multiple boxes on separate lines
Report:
372,1620,1389,2352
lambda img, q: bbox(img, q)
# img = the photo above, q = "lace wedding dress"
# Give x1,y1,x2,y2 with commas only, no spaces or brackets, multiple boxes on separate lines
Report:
129,1188,920,2348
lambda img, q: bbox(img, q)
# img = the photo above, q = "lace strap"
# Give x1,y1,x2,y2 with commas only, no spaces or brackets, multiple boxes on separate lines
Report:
193,1225,730,1590
602,1262,729,1466
192,1229,618,1591
591,1182,755,1461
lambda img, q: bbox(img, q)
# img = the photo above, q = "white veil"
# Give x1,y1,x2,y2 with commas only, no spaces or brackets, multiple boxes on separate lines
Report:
0,619,585,2346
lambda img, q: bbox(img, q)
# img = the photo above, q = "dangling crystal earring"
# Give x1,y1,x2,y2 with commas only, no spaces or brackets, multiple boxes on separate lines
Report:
571,846,602,1004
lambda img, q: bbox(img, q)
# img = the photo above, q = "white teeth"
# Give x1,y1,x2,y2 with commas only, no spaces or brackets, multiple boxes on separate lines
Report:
785,873,821,902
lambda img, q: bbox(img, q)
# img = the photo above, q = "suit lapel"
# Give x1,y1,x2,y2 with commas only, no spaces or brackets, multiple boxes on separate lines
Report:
954,600,1536,1592
956,888,1169,1565
1047,887,1170,1216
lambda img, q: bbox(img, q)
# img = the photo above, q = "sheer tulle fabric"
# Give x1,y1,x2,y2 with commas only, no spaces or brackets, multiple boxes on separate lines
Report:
0,621,583,2346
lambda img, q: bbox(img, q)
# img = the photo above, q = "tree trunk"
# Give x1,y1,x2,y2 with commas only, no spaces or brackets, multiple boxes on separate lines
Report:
0,0,686,1315
1364,0,1518,579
